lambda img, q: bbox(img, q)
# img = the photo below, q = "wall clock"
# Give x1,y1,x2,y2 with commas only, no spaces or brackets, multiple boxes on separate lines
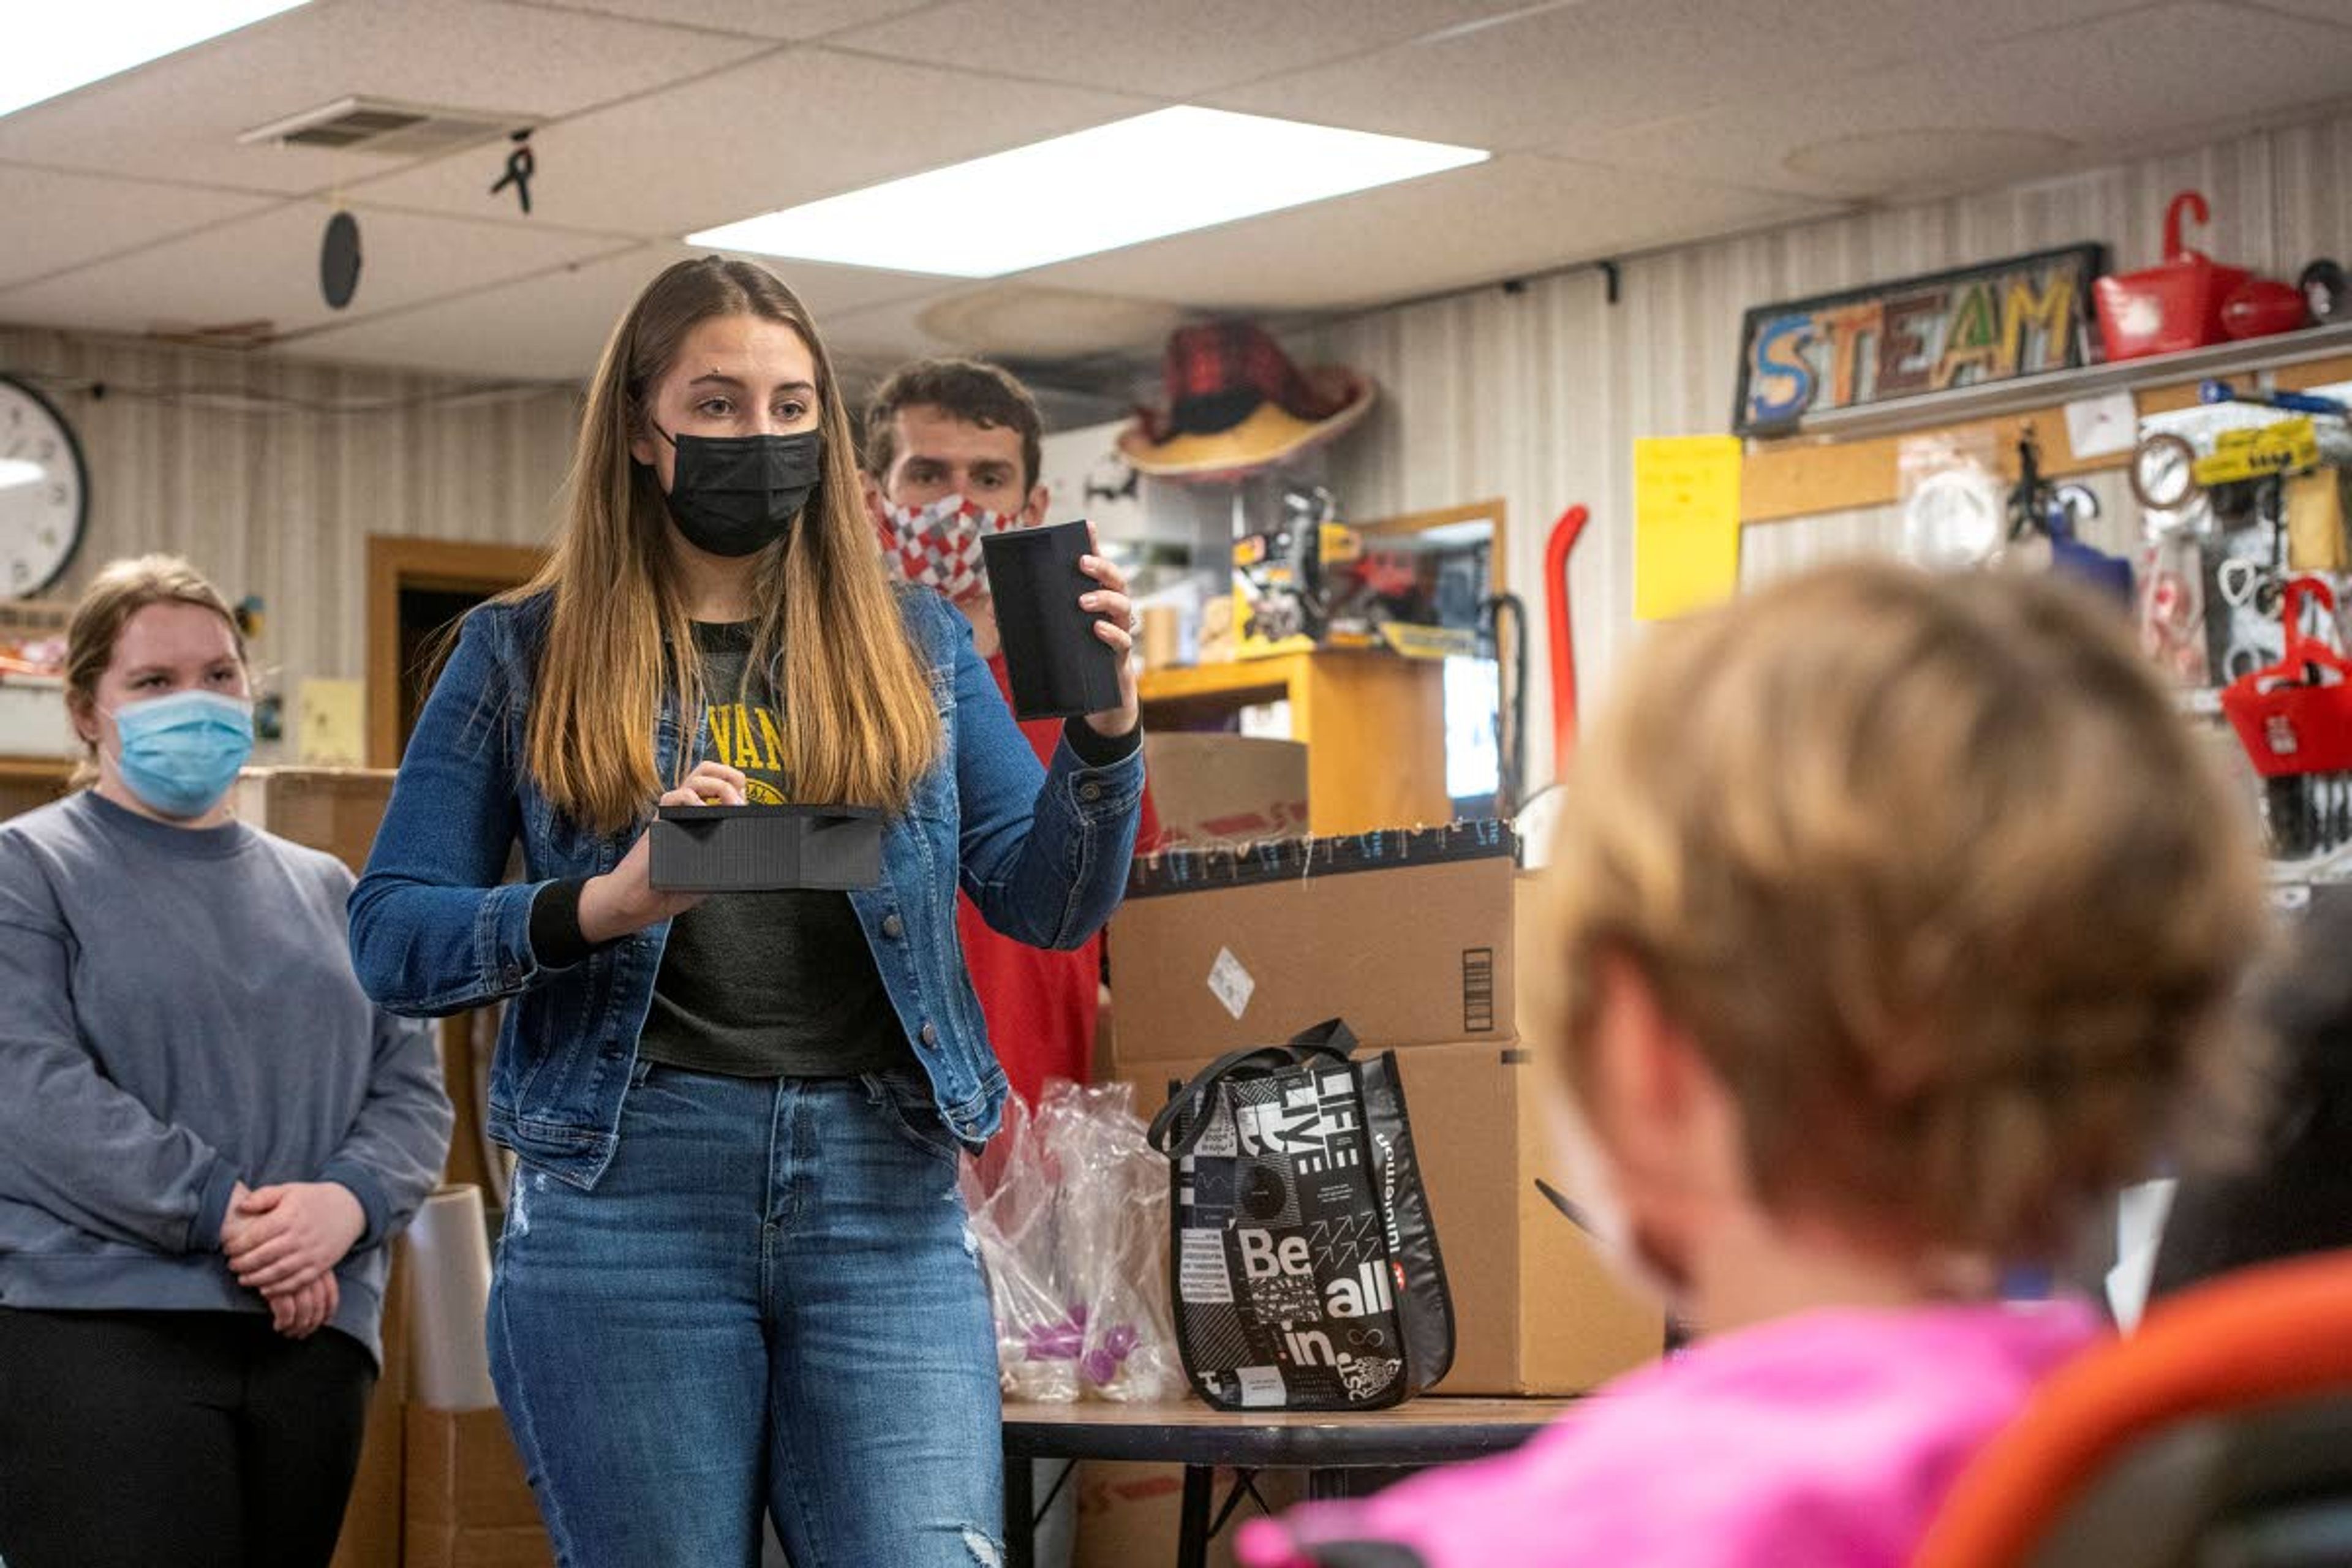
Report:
0,374,88,599
2129,432,2200,514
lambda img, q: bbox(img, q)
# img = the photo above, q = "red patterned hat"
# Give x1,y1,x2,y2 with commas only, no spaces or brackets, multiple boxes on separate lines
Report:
1119,320,1374,482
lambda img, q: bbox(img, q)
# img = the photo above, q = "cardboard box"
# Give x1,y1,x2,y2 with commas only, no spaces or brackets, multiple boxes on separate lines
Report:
330,1252,412,1568
403,1406,552,1568
1142,734,1309,848
1074,1461,1301,1568
1120,1040,1662,1397
1109,827,1516,1065
0,674,74,756
234,767,397,874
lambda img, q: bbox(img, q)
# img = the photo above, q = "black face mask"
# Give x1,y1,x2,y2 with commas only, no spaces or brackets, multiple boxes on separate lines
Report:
652,427,822,557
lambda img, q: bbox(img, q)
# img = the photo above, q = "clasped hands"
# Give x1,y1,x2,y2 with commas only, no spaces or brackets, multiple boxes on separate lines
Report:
220,1180,366,1341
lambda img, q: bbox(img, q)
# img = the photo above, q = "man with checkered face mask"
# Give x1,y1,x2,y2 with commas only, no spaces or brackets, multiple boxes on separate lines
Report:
861,360,1161,1112
863,360,1045,635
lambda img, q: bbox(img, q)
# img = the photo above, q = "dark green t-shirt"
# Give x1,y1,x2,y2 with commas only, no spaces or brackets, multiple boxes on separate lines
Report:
633,622,912,1079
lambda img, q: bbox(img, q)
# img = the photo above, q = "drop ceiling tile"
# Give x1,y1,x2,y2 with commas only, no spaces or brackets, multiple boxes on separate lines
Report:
352,47,1150,238
1568,2,2352,199
807,287,979,369
0,202,620,342
0,165,276,289
284,241,943,379
827,0,1529,97
0,0,768,194
1030,154,1836,312
512,0,938,40
1207,0,2157,153
2244,0,2352,24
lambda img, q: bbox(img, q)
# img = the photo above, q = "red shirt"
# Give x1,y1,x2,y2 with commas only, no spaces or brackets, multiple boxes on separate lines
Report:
958,652,1159,1107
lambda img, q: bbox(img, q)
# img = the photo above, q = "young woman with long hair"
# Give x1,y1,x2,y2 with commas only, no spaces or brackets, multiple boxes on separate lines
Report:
349,256,1146,1566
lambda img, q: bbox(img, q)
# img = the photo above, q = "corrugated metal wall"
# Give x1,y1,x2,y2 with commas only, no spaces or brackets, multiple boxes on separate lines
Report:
1308,108,2352,788
0,327,578,750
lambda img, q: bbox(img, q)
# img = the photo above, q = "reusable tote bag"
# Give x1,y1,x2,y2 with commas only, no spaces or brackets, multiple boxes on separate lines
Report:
1145,1020,1454,1411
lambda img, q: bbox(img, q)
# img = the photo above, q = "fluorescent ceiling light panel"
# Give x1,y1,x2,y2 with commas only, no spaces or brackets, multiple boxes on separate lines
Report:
0,2,311,119
687,107,1488,277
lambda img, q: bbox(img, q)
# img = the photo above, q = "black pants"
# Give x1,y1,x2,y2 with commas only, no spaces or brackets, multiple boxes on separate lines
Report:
0,1306,375,1568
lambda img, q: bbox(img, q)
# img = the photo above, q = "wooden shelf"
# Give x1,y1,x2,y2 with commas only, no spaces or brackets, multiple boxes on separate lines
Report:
1137,656,1300,705
1139,650,1451,835
1771,322,2352,443
1743,325,2352,525
0,754,71,782
0,754,73,821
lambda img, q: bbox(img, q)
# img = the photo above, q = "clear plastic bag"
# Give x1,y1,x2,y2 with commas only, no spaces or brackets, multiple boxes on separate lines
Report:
960,1079,1181,1403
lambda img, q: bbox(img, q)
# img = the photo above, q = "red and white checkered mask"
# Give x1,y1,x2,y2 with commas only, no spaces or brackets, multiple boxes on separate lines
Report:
873,492,1021,604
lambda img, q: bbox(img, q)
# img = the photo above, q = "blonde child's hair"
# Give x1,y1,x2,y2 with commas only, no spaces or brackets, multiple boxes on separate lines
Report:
1535,561,2266,1264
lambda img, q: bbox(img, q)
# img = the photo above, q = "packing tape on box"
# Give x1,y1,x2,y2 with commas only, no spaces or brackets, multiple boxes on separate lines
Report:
406,1183,499,1410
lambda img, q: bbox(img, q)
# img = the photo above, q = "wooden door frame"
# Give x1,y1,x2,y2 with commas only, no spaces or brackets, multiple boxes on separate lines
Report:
366,535,546,767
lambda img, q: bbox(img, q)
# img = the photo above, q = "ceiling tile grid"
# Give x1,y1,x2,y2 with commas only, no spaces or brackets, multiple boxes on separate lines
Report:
348,47,1153,235
1035,154,1836,312
4,0,2351,380
824,0,1532,98
507,0,941,42
287,240,945,376
1562,2,2352,197
0,0,771,194
1204,0,2162,156
0,165,276,290
0,202,624,341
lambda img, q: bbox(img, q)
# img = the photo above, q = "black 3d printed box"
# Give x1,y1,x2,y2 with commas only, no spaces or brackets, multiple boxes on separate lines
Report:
647,804,884,892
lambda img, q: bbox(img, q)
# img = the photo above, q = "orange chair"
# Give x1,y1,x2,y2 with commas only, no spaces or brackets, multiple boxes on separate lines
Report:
1915,1250,2352,1567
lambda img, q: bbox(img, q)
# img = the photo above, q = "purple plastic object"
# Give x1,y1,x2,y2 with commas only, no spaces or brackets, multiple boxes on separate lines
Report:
1026,1302,1142,1382
1024,1320,1081,1359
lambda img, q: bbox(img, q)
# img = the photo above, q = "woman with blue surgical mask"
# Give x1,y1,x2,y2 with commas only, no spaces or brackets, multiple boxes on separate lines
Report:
0,555,452,1568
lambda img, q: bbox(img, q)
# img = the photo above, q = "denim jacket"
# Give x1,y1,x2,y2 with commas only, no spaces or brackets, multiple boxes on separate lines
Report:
348,588,1143,1188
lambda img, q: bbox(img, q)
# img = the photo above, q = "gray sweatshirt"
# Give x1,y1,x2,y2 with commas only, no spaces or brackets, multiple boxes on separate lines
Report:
0,790,451,1363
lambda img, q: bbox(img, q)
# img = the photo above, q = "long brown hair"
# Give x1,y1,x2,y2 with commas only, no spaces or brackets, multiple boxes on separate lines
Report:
63,554,249,791
513,257,941,834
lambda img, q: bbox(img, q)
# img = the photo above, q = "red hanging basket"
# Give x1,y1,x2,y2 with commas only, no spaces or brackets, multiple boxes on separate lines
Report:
2221,578,2352,777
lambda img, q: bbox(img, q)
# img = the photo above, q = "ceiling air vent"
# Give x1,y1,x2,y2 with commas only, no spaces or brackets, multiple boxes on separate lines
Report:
238,97,530,158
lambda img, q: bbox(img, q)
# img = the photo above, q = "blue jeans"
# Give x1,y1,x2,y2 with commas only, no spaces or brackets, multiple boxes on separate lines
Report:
487,1061,1003,1567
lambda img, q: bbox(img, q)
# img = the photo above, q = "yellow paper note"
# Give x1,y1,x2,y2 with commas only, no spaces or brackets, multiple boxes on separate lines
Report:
1634,435,1744,620
298,678,366,766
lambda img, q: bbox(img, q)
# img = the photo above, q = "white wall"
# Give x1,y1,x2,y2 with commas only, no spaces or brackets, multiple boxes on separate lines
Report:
1305,108,2352,790
0,328,578,736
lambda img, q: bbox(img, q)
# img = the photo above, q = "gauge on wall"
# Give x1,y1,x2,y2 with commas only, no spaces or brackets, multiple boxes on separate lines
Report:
2129,432,2200,514
0,375,89,600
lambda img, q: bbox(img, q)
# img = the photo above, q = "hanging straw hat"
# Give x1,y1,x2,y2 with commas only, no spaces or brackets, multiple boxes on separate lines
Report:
1118,321,1374,482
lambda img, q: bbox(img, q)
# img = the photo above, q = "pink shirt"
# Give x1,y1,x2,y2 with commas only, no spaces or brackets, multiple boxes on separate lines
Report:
1238,1299,2103,1568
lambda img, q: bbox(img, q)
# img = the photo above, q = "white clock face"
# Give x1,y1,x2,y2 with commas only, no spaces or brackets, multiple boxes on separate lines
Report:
2129,432,2199,514
0,376,88,599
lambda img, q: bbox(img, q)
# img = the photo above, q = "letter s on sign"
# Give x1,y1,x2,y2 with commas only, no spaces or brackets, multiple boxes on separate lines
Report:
1747,313,1816,426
